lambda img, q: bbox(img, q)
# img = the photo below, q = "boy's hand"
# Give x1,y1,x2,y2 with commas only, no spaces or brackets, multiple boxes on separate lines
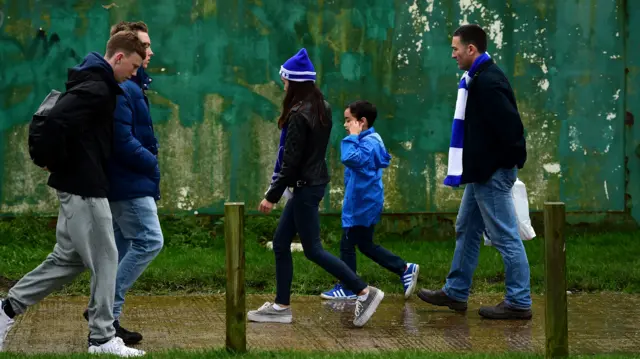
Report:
346,120,364,135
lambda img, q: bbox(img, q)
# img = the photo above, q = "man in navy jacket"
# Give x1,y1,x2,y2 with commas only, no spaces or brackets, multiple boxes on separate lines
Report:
83,21,162,345
417,24,532,320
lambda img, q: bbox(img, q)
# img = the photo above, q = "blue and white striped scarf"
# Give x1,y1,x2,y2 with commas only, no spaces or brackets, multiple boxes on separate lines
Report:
444,52,492,187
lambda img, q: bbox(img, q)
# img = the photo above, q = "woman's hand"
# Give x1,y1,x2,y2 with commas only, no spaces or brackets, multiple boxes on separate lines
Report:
258,199,275,214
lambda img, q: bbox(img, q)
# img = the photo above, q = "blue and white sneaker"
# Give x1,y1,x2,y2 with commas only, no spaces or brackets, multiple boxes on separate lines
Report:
402,263,420,299
320,283,357,300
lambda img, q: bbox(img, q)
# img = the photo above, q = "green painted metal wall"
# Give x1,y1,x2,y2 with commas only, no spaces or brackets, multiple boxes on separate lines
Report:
0,0,636,217
625,0,640,224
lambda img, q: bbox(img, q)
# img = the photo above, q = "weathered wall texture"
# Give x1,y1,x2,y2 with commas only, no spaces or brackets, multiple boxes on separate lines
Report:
0,0,636,216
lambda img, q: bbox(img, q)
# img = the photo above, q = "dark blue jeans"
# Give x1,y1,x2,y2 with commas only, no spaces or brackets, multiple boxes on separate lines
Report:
340,225,406,282
273,185,368,305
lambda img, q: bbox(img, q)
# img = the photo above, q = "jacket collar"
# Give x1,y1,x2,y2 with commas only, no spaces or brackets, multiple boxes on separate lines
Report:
358,127,375,139
130,67,152,91
472,58,495,79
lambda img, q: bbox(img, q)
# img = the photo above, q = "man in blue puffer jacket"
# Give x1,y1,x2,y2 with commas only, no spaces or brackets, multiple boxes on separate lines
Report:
321,100,420,301
82,21,161,345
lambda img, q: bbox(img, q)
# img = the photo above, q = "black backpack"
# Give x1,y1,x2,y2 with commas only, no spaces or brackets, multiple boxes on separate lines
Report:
28,89,64,168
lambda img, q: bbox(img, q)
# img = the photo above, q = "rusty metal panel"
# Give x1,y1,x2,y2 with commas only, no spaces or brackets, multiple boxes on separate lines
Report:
0,0,630,215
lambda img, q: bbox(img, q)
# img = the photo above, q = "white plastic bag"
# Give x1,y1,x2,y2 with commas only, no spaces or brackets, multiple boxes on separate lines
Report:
282,187,293,200
483,178,536,246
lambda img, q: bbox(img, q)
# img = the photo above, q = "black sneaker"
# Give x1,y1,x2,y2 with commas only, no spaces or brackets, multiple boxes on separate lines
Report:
83,309,143,345
416,289,468,312
114,321,143,345
478,301,532,320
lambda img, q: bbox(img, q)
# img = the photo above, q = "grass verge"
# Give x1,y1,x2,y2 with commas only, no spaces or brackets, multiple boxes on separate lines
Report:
0,215,638,296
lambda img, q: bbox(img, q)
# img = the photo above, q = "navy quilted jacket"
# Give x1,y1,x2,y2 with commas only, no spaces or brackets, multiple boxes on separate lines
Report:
107,67,160,202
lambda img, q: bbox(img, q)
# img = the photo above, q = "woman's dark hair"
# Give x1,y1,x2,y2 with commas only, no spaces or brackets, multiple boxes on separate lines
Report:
277,81,328,129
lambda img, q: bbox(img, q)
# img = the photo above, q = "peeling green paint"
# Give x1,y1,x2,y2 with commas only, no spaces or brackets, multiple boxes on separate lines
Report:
0,0,635,217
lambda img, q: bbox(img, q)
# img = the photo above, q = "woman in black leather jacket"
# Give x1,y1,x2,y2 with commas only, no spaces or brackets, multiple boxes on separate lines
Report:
248,48,384,327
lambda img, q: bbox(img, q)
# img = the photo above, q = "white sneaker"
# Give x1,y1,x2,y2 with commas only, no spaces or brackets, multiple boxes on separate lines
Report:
88,337,145,357
0,300,15,352
0,299,15,352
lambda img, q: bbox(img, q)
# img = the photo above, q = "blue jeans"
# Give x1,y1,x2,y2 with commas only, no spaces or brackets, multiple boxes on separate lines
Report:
443,167,532,309
273,185,368,305
110,196,164,320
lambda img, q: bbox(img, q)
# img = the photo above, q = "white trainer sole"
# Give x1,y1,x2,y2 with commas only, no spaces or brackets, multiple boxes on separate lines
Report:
247,313,292,324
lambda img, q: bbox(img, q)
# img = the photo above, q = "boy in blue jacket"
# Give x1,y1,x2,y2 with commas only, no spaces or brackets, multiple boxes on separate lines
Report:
321,100,419,300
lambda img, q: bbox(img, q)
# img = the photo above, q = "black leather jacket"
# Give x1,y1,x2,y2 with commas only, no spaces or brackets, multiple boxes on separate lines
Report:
265,100,332,203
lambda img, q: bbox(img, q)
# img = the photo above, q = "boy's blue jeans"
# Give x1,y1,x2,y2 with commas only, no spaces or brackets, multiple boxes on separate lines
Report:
443,167,532,309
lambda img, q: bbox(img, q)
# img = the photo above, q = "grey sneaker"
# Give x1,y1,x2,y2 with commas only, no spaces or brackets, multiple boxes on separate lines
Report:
353,287,384,327
247,302,292,324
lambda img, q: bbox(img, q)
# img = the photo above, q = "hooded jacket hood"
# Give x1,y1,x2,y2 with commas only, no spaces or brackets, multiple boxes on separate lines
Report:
364,130,391,169
65,51,121,93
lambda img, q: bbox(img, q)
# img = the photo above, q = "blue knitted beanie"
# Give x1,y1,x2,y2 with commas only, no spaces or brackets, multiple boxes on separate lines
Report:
279,48,316,82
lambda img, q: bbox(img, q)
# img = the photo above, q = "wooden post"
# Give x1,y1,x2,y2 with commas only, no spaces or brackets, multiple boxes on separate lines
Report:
543,202,569,358
224,202,246,353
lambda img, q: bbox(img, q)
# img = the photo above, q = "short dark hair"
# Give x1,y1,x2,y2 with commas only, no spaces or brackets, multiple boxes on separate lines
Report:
347,100,377,127
453,24,487,53
110,21,148,36
105,31,147,60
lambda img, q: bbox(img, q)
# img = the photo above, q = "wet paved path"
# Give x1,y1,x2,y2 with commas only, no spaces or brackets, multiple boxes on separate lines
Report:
3,293,639,355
